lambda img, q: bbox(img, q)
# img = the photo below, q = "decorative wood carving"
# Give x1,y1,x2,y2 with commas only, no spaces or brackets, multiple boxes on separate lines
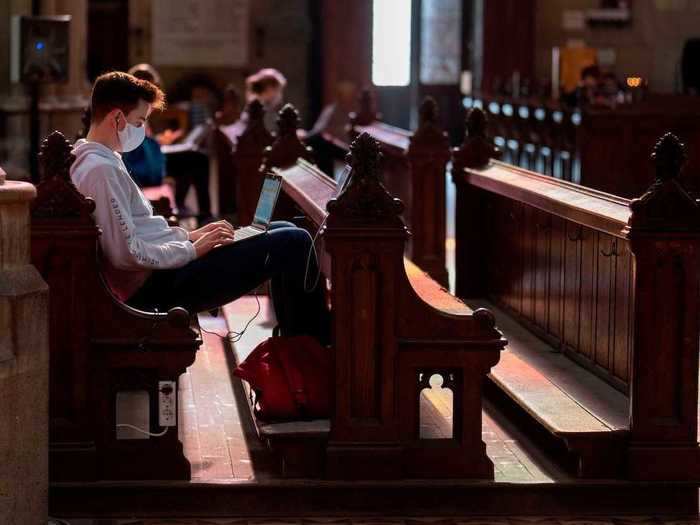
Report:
452,108,501,173
32,131,95,220
409,97,450,153
326,132,404,226
627,133,700,233
349,88,379,129
261,104,314,172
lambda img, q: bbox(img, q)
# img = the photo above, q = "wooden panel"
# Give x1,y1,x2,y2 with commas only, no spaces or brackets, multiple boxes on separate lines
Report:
350,254,381,420
578,228,597,362
464,190,634,392
533,209,550,332
613,240,633,386
562,222,582,352
547,216,565,341
594,233,615,371
521,205,536,321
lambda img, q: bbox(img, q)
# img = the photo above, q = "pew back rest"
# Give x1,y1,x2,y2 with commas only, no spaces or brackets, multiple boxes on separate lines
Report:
458,160,634,393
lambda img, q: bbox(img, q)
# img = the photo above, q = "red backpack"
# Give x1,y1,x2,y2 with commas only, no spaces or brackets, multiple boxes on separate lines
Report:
233,336,333,421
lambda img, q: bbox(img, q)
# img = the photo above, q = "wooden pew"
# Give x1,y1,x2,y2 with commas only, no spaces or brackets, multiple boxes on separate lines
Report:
467,93,700,198
231,100,273,225
230,132,507,480
31,131,201,482
452,108,700,481
346,96,451,286
261,104,314,172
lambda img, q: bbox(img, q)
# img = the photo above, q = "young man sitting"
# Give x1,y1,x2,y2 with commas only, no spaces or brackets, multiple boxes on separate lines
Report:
71,71,327,341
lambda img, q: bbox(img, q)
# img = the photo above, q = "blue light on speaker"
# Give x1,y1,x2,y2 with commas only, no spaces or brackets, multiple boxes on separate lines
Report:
35,41,44,51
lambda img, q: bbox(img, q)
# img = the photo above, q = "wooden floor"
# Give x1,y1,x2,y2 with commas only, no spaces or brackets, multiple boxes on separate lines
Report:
56,515,700,525
180,296,566,483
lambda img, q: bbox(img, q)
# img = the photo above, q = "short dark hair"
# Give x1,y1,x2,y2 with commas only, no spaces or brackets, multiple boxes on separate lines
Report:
90,71,165,122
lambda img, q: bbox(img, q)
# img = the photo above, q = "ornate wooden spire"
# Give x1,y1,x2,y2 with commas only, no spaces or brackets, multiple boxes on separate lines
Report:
408,96,450,156
349,88,378,127
326,132,404,226
32,131,95,219
627,132,700,233
276,103,301,136
246,98,265,124
451,107,501,171
261,103,314,170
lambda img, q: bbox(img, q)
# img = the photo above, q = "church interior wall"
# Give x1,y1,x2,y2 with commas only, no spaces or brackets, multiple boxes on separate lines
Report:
535,0,700,93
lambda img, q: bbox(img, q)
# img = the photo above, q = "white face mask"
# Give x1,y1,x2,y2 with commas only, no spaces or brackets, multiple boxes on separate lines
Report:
116,113,146,152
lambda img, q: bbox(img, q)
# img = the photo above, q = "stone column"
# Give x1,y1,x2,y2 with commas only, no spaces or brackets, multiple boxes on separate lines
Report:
0,167,50,523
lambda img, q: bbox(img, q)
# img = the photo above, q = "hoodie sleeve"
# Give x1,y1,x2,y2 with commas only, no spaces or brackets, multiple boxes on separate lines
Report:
84,165,196,270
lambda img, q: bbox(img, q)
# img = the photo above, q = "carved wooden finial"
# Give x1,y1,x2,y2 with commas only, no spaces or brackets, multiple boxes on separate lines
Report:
39,131,74,183
347,132,382,180
246,99,265,123
466,107,487,139
652,132,687,183
419,96,439,126
327,132,404,224
407,96,450,160
276,103,301,136
32,131,95,219
350,88,378,127
451,108,500,171
627,132,700,233
261,103,313,171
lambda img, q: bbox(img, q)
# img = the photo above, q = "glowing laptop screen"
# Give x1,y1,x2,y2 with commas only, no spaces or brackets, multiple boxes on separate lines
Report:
253,176,282,226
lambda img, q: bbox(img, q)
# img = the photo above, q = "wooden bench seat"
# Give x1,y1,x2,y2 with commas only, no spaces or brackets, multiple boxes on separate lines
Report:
468,299,628,478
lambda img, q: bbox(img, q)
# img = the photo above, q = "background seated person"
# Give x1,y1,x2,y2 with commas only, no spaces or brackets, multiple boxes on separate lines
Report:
215,84,243,126
70,71,328,342
220,68,288,144
121,63,166,188
160,74,221,224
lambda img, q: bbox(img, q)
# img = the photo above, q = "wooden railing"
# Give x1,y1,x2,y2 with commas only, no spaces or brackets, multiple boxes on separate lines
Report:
466,93,700,198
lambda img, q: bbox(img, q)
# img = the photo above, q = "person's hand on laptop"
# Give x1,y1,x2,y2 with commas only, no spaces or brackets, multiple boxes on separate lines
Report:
189,220,235,242
191,223,235,258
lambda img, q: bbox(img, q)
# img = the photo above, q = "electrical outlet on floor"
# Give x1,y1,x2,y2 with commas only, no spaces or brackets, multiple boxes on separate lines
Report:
158,380,177,427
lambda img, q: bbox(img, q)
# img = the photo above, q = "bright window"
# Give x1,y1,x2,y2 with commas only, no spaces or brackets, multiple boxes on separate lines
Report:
372,0,412,87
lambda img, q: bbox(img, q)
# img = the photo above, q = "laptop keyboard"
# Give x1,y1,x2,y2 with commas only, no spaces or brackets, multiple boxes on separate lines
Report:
234,226,264,242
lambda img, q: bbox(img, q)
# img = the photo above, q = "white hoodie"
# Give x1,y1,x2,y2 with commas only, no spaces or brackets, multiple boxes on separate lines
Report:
70,139,196,301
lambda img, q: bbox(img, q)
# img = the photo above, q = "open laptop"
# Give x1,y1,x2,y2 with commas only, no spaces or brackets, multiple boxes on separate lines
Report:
335,164,352,196
234,173,283,243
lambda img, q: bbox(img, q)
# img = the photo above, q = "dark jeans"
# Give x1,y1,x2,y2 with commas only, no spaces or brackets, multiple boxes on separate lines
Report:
165,150,212,220
128,222,328,341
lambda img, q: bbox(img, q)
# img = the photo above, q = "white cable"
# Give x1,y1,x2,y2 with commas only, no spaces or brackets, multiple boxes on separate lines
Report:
116,423,169,437
304,216,327,293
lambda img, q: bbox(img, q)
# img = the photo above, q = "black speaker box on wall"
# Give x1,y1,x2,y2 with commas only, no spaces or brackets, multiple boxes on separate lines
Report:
11,15,71,84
